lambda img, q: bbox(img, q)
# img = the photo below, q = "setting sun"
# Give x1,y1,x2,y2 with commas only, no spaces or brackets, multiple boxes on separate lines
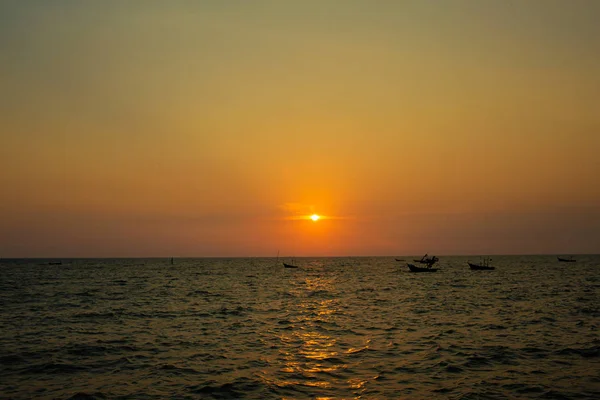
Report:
310,214,320,222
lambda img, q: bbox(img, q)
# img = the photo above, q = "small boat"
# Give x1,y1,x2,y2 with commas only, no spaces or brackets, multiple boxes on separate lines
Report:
413,253,439,266
48,261,62,265
283,262,299,269
407,263,438,272
557,256,576,263
468,258,495,270
395,258,405,262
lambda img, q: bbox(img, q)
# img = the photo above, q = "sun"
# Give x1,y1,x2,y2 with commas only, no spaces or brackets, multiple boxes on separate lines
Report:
310,214,320,222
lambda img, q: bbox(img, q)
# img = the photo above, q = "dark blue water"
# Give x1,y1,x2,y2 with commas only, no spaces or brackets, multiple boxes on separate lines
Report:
1,255,599,399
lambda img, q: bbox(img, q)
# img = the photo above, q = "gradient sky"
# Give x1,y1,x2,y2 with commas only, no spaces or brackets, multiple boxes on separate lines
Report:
1,1,599,257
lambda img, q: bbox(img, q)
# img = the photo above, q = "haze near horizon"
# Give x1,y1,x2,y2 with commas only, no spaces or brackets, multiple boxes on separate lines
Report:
1,1,599,257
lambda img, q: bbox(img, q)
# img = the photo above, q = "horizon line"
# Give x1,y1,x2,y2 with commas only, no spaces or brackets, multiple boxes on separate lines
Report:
1,253,595,260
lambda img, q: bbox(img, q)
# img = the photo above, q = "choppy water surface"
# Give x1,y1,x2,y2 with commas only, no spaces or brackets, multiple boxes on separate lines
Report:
1,256,599,399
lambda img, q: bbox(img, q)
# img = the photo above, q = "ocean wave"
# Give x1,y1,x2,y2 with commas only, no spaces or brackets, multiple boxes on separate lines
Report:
217,305,248,316
0,354,26,365
72,311,118,319
155,363,201,375
26,362,88,374
66,392,107,400
188,377,267,398
445,364,464,373
555,346,600,358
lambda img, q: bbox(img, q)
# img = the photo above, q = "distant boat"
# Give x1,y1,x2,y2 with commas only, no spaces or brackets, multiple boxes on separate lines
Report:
395,258,405,262
283,262,299,269
48,261,62,265
407,263,438,272
557,256,576,263
412,254,439,267
468,257,495,270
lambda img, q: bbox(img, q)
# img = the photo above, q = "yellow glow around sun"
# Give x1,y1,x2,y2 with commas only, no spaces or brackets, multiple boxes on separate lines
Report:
310,214,320,222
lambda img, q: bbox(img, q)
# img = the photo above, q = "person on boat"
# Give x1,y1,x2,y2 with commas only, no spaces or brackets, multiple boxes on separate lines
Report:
426,256,438,268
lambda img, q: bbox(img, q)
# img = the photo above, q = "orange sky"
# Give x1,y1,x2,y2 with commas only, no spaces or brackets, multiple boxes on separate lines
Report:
1,1,599,257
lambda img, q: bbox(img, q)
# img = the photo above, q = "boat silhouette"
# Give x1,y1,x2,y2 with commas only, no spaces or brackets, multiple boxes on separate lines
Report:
407,263,438,272
557,256,576,263
468,257,495,270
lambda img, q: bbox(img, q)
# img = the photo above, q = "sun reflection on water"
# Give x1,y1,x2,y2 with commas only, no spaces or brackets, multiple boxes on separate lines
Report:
281,275,344,389
258,270,373,398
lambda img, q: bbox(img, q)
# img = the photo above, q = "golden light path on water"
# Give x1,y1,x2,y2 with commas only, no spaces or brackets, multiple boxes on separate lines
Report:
259,264,373,398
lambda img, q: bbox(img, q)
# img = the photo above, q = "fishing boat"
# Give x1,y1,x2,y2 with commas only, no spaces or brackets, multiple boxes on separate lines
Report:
407,263,438,272
412,254,439,266
283,262,299,269
468,257,495,270
557,256,576,263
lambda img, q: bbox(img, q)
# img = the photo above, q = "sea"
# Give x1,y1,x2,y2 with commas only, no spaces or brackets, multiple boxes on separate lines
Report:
1,255,599,399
